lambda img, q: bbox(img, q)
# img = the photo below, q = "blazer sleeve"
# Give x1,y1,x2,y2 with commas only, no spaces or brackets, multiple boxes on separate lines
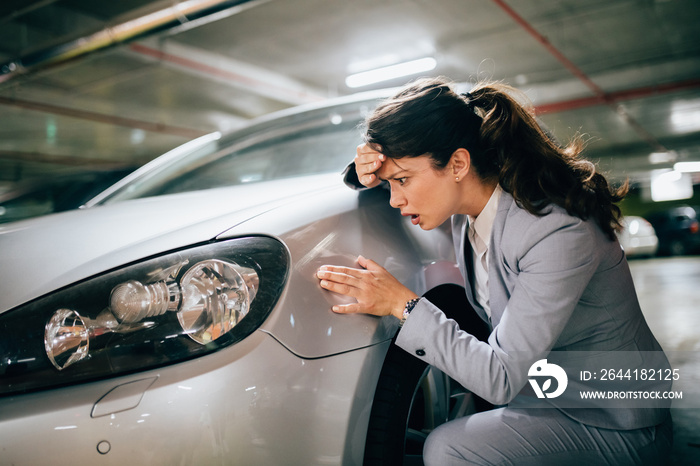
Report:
341,162,365,190
396,211,602,405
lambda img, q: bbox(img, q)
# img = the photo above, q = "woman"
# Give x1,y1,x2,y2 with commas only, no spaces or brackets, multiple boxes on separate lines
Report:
316,77,672,465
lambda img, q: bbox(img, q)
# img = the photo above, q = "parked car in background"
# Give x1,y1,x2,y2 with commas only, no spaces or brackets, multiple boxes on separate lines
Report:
0,168,136,224
646,205,700,256
0,92,479,465
617,215,659,258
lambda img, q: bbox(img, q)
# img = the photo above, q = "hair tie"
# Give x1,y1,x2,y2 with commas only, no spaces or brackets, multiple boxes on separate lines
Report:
461,92,475,110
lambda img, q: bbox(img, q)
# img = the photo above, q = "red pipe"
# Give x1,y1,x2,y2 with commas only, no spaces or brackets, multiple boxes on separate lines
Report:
491,0,667,151
129,43,324,102
0,96,207,139
491,0,606,99
535,78,700,114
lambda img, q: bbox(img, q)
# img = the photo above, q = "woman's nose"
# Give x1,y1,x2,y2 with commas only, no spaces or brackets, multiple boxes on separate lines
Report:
389,188,405,209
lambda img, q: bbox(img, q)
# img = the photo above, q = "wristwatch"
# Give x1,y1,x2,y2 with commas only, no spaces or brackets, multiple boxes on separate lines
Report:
398,297,421,327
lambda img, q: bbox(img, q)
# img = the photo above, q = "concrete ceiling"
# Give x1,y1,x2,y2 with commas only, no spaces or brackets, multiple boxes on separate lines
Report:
1,0,699,187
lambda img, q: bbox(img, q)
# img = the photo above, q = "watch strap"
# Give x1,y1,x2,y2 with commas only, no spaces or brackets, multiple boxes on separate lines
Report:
398,297,421,327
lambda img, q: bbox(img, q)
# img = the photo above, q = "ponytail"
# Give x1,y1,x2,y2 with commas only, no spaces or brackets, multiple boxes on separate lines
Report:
468,82,627,239
365,77,627,239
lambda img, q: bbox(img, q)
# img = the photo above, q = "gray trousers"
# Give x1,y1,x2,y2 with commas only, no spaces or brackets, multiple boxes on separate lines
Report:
423,408,673,466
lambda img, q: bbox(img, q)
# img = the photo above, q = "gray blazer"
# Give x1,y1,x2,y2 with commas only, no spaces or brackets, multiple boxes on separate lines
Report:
395,191,671,430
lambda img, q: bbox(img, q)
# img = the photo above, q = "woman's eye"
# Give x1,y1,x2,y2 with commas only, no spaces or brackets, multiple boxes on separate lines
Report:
397,177,407,185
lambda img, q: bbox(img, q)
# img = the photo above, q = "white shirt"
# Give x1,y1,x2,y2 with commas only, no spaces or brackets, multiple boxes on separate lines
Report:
467,185,502,318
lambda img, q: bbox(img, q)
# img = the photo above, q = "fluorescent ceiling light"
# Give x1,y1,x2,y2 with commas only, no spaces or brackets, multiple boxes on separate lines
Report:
648,151,677,164
674,161,700,173
670,100,700,133
650,169,693,202
345,57,437,88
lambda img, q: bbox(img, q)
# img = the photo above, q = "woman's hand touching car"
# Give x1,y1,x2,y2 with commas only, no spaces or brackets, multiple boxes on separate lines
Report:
317,255,418,320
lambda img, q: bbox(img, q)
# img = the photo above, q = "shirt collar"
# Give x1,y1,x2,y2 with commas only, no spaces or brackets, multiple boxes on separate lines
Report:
467,184,502,246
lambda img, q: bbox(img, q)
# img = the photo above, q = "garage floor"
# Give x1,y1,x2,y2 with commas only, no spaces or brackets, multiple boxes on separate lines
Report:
628,256,700,465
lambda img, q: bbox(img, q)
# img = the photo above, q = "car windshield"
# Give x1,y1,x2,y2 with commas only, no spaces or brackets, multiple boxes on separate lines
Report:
95,101,371,205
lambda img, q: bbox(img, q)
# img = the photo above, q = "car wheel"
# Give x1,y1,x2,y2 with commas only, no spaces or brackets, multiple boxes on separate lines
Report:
363,343,479,466
363,285,491,466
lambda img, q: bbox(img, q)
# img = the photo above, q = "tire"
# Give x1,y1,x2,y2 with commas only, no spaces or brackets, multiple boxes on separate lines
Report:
363,285,491,466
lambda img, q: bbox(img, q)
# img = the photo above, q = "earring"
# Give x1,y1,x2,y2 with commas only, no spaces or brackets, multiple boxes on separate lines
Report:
455,177,460,181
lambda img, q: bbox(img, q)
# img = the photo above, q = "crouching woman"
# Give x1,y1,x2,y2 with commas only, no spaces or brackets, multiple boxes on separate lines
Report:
317,77,672,465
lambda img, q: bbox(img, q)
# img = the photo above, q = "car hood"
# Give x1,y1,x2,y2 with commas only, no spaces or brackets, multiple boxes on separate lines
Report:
0,173,340,313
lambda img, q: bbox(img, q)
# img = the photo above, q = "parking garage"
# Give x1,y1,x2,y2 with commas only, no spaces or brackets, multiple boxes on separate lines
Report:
1,1,699,465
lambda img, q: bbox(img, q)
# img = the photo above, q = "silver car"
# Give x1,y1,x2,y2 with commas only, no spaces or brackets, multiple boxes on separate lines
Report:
0,92,476,465
617,215,659,258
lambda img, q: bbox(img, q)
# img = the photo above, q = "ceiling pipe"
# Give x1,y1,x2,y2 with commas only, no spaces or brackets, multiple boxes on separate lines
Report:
491,0,606,99
3,74,692,142
0,95,207,139
0,149,140,169
129,41,325,105
0,0,262,84
535,78,700,114
492,0,668,152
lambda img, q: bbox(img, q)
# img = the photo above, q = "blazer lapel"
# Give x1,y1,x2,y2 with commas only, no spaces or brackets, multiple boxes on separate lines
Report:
454,215,488,322
487,192,514,323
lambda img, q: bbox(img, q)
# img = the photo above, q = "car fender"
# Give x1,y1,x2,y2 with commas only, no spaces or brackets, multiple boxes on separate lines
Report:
218,186,458,359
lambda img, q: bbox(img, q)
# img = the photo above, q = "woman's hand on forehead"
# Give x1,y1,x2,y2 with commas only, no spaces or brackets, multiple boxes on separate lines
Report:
355,143,385,188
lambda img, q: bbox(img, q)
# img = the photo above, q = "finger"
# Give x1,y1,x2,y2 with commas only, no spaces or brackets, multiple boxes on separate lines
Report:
331,302,364,314
359,173,381,188
356,143,386,160
355,151,385,170
356,147,384,162
317,270,358,285
319,278,359,298
355,161,384,180
354,147,385,188
357,255,382,272
356,159,383,174
317,265,363,278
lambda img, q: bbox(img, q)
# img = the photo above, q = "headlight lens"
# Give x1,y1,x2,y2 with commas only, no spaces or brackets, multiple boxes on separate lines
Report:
0,236,288,396
177,259,257,345
45,309,90,371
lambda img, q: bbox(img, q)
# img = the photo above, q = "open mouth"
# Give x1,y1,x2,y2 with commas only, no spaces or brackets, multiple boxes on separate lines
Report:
401,211,421,225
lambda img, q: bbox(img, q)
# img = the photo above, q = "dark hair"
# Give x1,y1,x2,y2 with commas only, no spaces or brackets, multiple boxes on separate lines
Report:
364,77,628,239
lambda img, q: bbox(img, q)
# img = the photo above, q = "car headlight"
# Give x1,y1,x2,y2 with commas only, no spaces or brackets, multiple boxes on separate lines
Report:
0,236,288,396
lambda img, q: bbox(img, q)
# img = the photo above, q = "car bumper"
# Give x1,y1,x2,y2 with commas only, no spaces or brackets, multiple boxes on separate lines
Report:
0,330,389,465
624,235,659,257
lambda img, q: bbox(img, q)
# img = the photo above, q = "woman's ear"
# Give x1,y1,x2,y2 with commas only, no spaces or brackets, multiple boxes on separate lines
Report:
449,148,471,181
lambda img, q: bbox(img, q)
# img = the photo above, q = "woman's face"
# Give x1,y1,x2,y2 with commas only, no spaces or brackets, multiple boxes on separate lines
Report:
376,155,460,230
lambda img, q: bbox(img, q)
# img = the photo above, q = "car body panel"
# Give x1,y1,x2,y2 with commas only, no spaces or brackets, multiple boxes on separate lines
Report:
0,329,390,465
224,186,458,358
